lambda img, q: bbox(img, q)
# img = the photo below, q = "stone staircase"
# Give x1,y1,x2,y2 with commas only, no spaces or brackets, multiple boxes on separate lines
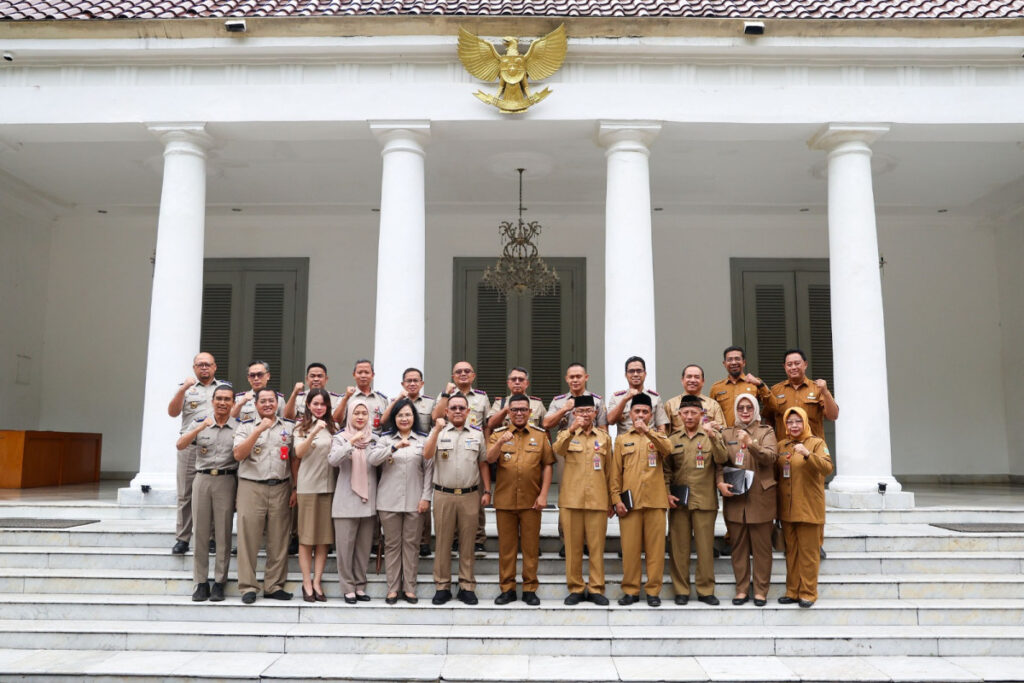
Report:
0,499,1022,681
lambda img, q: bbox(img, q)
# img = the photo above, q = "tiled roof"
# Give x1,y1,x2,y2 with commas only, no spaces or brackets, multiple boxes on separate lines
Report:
1,0,1022,20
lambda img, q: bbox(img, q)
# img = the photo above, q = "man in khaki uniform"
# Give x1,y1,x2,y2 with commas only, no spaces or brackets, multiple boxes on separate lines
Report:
423,393,490,606
487,367,546,430
664,364,727,434
610,393,673,607
233,388,295,604
332,358,389,433
666,394,729,605
552,394,612,605
176,384,237,602
167,352,222,555
543,362,607,431
232,360,285,423
606,356,669,434
487,394,554,606
709,346,770,427
750,348,839,441
283,362,341,420
433,361,492,555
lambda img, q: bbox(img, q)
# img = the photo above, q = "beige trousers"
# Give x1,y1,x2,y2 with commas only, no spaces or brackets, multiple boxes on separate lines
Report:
668,508,717,598
433,490,480,591
235,478,290,595
379,510,423,595
175,445,197,542
191,472,236,585
334,516,374,595
619,507,666,597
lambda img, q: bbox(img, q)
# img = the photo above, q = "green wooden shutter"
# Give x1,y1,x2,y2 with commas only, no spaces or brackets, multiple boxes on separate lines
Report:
475,280,509,401
200,284,234,384
529,281,563,401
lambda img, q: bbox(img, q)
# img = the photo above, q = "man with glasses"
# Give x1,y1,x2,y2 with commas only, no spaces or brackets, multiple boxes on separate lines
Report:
487,367,546,431
232,360,284,423
423,393,490,605
167,352,223,555
607,356,669,435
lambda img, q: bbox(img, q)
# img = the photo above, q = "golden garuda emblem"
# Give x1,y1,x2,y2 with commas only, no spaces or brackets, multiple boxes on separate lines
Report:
457,24,568,114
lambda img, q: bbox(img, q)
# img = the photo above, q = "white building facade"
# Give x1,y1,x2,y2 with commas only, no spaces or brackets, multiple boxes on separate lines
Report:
1,12,1023,508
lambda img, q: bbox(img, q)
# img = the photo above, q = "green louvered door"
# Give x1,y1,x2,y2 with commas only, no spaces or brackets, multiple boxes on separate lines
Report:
453,258,586,404
199,258,309,396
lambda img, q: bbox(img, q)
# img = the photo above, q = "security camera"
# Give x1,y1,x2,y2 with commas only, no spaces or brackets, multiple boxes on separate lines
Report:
743,21,765,36
224,19,247,33
2,52,13,62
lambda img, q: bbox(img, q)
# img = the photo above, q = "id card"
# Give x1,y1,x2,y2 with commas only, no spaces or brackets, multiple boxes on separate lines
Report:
782,458,791,478
593,454,602,471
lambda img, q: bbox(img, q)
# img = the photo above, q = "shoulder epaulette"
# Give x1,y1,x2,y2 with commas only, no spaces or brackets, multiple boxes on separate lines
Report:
554,393,567,400
648,389,660,396
414,430,429,438
376,390,388,400
329,391,341,397
241,418,254,424
193,416,205,422
530,395,541,401
235,392,246,398
472,389,486,395
591,392,603,400
492,426,508,433
421,394,434,400
276,392,285,397
527,423,546,432
469,424,482,431
614,390,627,396
383,429,398,437
281,417,295,424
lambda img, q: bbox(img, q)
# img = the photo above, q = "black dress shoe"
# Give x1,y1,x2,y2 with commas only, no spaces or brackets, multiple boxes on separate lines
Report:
558,545,566,559
419,544,431,557
451,540,459,553
564,592,584,606
210,582,225,602
494,590,517,605
192,582,210,602
674,595,689,605
344,594,357,604
732,595,750,606
646,594,661,607
231,547,238,556
583,545,589,557
241,592,257,604
522,591,540,606
589,593,609,606
385,595,399,605
457,589,478,605
474,543,486,558
778,596,798,604
265,589,293,601
753,598,766,607
355,593,371,602
617,594,639,606
289,537,299,555
403,593,418,604
799,599,815,608
432,589,452,605
698,594,720,606
820,547,827,560
172,541,189,555
209,539,216,553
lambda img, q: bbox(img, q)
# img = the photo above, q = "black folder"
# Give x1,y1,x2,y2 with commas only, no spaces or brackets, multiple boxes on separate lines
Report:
722,467,754,496
669,484,690,506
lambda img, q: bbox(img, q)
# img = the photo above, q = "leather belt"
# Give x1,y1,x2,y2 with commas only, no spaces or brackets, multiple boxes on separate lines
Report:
197,468,237,476
433,484,479,495
253,478,288,486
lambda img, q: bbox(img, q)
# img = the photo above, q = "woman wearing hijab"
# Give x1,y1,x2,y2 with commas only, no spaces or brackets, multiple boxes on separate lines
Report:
293,388,338,602
717,394,778,606
775,405,833,608
368,398,433,604
328,398,378,604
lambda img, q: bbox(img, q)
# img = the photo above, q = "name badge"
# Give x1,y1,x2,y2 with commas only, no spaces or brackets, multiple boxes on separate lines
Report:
568,440,583,452
783,460,791,478
648,451,657,468
593,454,602,471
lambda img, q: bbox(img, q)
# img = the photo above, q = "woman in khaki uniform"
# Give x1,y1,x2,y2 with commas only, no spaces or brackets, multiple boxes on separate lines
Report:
368,398,433,604
293,388,338,602
775,405,833,608
717,394,777,606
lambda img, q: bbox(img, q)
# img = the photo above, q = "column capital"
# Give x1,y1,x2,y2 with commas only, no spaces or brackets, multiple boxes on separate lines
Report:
147,123,213,149
808,123,890,153
370,121,431,152
597,121,661,152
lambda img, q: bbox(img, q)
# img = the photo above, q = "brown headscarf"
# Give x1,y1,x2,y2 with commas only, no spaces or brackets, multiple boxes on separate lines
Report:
343,398,373,502
782,406,812,442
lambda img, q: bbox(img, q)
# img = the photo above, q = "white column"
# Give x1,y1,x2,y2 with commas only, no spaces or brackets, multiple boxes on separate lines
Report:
808,123,913,509
599,121,661,399
120,124,211,505
369,122,430,398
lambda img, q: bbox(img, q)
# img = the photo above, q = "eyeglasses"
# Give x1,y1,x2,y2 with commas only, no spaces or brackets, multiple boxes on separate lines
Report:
453,369,473,375
194,362,213,368
626,369,645,374
448,406,468,412
248,372,266,379
509,407,530,413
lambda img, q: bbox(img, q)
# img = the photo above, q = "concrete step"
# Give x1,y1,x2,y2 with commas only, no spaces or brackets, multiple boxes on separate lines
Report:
1,567,1022,600
0,649,1021,682
0,594,1021,627
1,545,1021,577
0,618,1020,656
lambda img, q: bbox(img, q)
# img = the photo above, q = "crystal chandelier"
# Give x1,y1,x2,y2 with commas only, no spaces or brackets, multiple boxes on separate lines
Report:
482,168,559,298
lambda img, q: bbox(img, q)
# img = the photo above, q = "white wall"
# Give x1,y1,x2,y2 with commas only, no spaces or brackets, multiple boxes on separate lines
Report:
995,213,1024,479
0,200,53,429
34,206,1013,479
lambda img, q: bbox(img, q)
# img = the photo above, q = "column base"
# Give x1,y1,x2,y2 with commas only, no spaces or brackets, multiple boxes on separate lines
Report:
117,472,177,506
826,489,915,510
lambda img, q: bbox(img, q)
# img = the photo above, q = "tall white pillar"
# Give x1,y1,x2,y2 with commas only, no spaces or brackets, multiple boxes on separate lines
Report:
599,122,661,399
369,122,430,398
808,123,913,509
120,124,211,505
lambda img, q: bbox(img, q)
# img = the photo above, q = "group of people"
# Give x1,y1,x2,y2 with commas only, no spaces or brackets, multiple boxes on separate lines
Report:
168,345,838,608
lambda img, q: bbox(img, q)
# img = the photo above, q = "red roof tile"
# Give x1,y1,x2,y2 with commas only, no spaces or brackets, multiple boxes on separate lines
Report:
0,0,1021,20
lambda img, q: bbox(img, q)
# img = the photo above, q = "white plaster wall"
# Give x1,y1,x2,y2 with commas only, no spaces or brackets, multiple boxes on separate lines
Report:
995,214,1024,478
0,202,53,429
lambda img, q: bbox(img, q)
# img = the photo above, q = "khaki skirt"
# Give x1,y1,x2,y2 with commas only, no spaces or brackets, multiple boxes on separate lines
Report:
297,492,335,545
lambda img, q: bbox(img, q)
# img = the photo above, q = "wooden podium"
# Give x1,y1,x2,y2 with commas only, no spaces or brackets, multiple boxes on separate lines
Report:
0,431,102,488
